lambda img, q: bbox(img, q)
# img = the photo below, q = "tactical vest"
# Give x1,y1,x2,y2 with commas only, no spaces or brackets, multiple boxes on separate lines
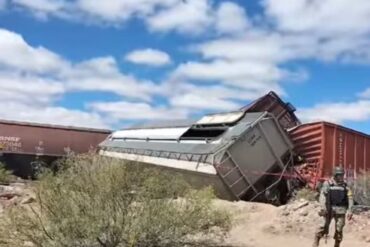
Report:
328,181,348,207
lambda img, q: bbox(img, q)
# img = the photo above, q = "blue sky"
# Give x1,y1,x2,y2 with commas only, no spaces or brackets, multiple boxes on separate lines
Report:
0,0,369,134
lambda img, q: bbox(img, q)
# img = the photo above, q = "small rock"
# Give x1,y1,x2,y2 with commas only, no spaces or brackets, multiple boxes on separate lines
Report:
282,211,290,216
262,225,279,234
299,210,309,217
24,241,34,247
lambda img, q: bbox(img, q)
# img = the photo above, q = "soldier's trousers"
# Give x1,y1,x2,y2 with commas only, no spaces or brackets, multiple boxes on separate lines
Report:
315,213,345,242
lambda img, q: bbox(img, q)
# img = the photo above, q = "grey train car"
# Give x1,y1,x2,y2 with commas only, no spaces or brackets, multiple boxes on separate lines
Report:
99,111,295,203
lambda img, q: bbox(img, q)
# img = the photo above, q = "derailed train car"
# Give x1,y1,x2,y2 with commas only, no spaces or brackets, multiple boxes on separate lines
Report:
99,111,295,203
289,121,370,189
0,119,111,178
240,91,301,130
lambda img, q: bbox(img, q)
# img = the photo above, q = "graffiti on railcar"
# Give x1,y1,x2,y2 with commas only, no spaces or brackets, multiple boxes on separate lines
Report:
0,136,22,152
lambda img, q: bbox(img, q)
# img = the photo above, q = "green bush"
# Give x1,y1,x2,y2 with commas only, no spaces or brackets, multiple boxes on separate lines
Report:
0,154,231,247
0,162,14,184
353,172,370,206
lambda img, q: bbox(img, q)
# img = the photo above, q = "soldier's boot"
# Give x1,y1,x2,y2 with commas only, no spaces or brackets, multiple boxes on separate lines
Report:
334,240,341,247
334,231,342,247
312,235,320,247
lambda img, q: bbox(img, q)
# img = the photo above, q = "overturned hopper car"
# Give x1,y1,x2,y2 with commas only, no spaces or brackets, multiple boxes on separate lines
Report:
99,111,295,203
241,91,301,130
0,119,111,178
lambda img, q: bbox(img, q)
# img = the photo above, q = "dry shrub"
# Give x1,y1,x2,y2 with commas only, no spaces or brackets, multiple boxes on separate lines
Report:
0,162,15,184
0,154,231,247
353,172,370,206
294,187,318,202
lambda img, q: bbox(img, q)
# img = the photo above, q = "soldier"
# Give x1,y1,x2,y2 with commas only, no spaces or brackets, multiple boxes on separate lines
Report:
313,166,354,247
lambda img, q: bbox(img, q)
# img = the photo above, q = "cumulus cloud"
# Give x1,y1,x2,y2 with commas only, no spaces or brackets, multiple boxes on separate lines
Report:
170,93,239,111
0,102,109,128
262,0,370,64
263,0,370,36
0,72,64,106
8,0,217,34
0,28,68,74
62,57,157,101
75,0,177,23
10,0,178,23
297,100,370,124
13,0,66,14
125,49,171,66
3,0,370,128
0,28,158,101
0,28,163,127
89,101,189,120
215,1,249,35
7,0,252,35
145,0,213,34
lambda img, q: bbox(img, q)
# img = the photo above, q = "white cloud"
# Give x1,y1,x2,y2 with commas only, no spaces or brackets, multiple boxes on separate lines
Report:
75,0,177,23
62,57,157,101
297,100,370,124
89,101,189,120
215,1,249,35
145,0,213,34
0,28,68,74
263,0,370,37
0,72,64,106
0,102,109,128
172,59,287,94
125,48,171,66
0,29,158,101
13,0,65,14
170,93,239,111
10,0,179,23
7,0,251,36
0,28,166,128
0,0,6,9
359,88,370,99
262,0,370,64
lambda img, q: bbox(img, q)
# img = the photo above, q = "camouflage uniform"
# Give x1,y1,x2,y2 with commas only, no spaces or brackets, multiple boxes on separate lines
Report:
313,167,354,247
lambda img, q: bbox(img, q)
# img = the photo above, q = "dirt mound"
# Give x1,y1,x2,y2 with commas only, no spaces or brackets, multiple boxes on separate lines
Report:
215,199,370,247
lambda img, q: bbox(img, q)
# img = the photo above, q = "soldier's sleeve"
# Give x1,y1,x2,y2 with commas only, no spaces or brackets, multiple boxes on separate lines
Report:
347,186,354,213
319,181,330,209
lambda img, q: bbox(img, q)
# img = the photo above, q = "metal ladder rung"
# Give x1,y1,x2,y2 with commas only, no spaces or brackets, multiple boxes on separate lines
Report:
229,176,245,188
237,186,251,198
221,166,238,178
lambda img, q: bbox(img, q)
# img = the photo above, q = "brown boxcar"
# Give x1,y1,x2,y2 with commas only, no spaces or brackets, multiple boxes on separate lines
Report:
240,91,301,129
289,121,370,188
0,119,111,178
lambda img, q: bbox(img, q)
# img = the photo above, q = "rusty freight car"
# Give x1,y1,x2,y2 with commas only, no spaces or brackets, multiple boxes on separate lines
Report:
0,119,111,178
240,91,301,130
289,121,370,189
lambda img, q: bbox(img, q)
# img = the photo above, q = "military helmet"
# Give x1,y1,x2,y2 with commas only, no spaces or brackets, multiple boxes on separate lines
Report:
333,166,345,176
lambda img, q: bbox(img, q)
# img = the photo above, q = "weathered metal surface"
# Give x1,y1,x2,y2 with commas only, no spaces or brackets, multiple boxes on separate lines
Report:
240,91,301,129
100,112,295,203
0,119,111,178
289,122,370,188
0,119,111,157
